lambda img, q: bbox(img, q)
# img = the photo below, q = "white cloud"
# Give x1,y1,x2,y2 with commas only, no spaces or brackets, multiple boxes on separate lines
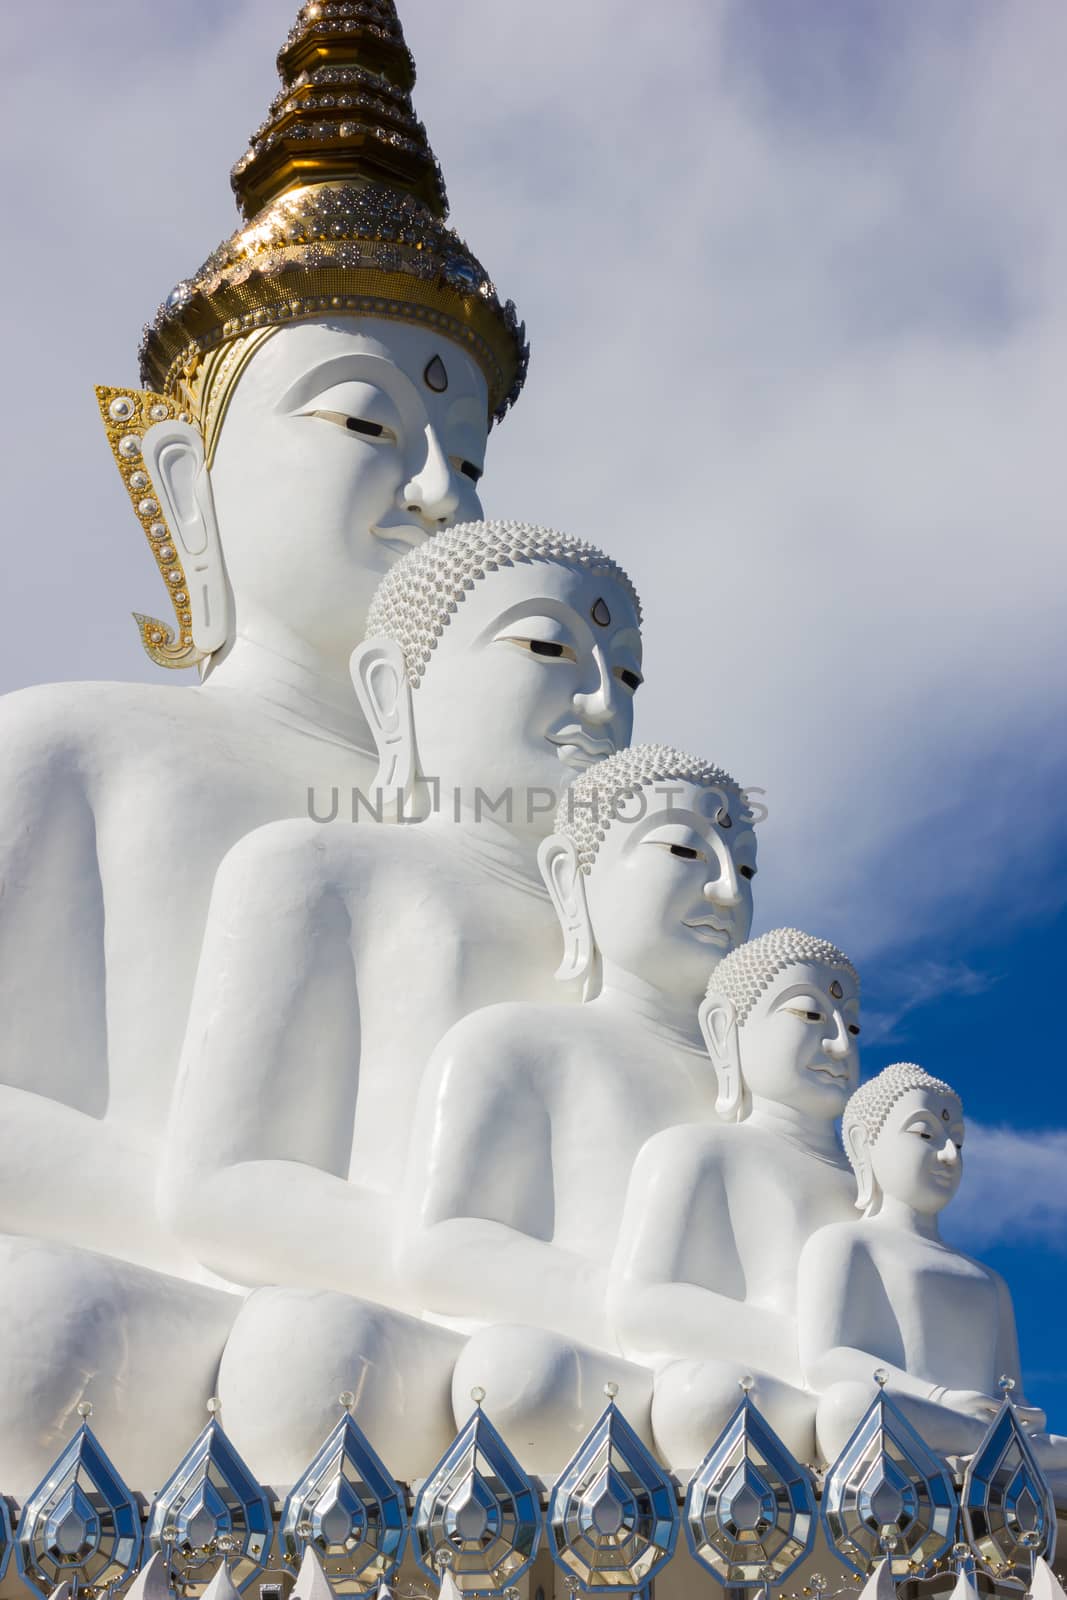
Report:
3,0,1067,964
947,1124,1067,1252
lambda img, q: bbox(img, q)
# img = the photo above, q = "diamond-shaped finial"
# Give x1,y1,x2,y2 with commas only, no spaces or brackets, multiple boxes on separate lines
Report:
146,1419,271,1595
685,1394,816,1585
413,1409,539,1592
961,1400,1056,1572
280,1412,404,1594
822,1389,957,1576
550,1402,677,1589
16,1424,140,1598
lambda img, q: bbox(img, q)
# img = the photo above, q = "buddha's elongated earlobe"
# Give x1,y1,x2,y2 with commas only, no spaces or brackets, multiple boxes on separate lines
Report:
699,994,744,1121
845,1122,876,1213
538,834,595,993
141,419,233,657
350,638,416,809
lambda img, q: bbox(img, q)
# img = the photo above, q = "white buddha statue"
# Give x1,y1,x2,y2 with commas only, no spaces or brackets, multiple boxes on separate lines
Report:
0,518,640,1495
400,745,757,1468
609,928,862,1467
160,521,643,1483
0,2,526,1277
799,1062,1067,1481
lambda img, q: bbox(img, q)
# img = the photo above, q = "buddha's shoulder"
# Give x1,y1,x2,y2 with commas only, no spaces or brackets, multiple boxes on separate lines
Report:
637,1120,731,1170
215,814,382,888
800,1216,876,1267
431,999,567,1063
0,678,204,770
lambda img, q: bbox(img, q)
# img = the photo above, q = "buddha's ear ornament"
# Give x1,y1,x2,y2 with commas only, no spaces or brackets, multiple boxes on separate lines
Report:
350,638,417,811
699,995,744,1121
538,834,596,997
95,387,230,671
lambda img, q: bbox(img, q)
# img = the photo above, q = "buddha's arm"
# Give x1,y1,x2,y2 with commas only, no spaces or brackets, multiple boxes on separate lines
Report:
0,692,109,1114
401,1017,611,1348
0,1086,193,1270
608,1128,797,1376
797,1229,950,1402
160,824,395,1298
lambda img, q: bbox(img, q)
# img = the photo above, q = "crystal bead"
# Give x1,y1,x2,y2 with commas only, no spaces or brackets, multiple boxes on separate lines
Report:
129,471,149,491
109,397,135,422
149,524,167,540
138,498,160,518
118,436,142,459
149,404,169,422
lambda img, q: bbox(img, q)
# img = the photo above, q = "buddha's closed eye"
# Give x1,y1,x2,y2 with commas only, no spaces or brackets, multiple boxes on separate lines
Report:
506,638,577,662
310,408,398,443
650,842,707,862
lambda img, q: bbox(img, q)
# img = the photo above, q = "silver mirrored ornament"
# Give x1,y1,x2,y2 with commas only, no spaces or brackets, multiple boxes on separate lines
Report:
822,1388,957,1576
685,1394,816,1585
146,1417,272,1593
548,1401,677,1591
15,1423,141,1597
280,1411,406,1594
412,1406,540,1594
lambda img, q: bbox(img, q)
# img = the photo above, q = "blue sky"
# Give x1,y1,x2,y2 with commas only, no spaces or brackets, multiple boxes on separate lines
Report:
2,2,1065,1431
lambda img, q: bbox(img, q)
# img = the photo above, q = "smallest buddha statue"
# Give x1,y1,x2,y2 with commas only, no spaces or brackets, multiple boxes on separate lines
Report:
610,928,861,1467
799,1063,1067,1484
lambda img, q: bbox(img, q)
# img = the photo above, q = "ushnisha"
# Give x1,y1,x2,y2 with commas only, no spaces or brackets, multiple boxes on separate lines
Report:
610,928,861,1468
160,519,643,1487
401,744,757,1470
800,1063,1067,1481
0,0,519,1280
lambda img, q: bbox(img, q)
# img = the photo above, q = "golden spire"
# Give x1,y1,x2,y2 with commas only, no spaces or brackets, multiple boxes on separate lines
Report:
139,1,527,424
231,0,446,222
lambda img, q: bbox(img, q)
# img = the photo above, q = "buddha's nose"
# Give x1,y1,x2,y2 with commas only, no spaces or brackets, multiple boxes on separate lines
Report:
399,424,460,528
572,650,618,727
823,1010,851,1059
937,1139,959,1165
704,849,742,908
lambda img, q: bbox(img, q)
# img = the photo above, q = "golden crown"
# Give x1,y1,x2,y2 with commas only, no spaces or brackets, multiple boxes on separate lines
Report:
138,1,528,424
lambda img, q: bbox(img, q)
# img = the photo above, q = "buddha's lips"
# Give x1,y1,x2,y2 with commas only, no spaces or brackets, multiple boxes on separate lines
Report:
370,520,429,554
683,918,733,944
808,1064,851,1084
549,728,616,766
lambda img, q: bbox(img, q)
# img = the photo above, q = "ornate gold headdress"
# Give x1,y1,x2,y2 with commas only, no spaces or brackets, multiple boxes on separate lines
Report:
101,0,529,669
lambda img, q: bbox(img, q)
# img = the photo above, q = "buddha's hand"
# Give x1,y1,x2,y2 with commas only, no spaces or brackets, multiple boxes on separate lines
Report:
1012,1403,1047,1434
942,1389,1001,1422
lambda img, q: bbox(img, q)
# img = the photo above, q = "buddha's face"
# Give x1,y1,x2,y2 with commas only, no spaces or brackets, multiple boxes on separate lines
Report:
208,317,488,666
581,780,756,998
869,1087,964,1215
411,562,642,827
736,961,860,1119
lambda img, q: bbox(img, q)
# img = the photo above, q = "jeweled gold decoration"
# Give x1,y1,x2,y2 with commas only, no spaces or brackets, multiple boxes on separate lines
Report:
139,1,527,424
95,387,207,671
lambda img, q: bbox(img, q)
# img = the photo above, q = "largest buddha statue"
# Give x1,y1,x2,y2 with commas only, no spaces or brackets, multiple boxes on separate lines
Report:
0,2,527,1277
